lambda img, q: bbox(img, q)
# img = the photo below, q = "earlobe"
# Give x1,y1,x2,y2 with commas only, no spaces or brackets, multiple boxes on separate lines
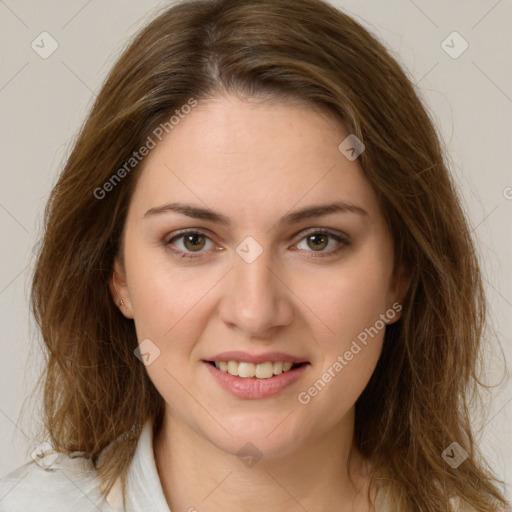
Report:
109,259,134,319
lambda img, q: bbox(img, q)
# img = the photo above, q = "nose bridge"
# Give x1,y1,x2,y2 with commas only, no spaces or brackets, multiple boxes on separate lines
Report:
219,238,293,336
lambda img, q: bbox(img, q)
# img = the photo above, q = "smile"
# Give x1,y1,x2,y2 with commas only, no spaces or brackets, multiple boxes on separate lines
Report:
211,360,297,378
204,360,310,399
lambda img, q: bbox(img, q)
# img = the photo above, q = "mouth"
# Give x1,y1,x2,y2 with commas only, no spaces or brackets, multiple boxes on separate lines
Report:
203,358,310,399
205,360,306,379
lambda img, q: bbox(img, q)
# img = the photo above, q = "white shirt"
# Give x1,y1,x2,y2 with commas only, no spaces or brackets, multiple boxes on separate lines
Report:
0,420,482,511
0,419,170,512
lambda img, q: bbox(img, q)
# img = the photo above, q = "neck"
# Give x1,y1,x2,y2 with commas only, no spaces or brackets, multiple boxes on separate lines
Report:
153,408,372,512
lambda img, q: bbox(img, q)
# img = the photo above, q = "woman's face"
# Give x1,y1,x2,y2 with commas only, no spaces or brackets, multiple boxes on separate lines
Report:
112,94,403,458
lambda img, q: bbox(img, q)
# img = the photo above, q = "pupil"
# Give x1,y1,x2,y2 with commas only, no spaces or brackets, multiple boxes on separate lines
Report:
185,234,205,251
309,234,327,251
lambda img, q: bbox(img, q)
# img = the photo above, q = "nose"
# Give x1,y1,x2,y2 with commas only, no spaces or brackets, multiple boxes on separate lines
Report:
218,248,294,340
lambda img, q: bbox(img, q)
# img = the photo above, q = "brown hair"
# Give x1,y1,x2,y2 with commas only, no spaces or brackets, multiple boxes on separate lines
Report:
30,0,509,510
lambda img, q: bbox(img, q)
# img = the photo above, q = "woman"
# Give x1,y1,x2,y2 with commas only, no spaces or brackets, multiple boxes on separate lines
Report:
0,0,508,510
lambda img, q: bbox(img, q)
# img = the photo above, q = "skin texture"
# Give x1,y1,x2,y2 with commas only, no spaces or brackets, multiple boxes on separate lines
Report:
110,93,406,511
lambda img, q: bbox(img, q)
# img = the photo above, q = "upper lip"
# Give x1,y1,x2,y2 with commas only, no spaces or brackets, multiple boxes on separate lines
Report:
206,351,309,364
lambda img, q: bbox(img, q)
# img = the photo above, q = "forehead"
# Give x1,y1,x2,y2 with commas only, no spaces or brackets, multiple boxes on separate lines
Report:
128,95,381,226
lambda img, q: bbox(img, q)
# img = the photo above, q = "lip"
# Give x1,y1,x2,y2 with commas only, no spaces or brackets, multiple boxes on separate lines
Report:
204,360,310,399
206,351,308,364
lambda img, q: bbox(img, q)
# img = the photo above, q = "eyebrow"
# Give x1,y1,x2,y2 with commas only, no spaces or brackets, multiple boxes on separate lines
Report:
143,201,368,226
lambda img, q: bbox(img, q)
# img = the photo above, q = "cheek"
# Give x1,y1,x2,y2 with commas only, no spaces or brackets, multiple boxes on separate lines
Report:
294,245,392,409
124,240,217,342
295,339,382,442
302,253,393,348
294,269,390,432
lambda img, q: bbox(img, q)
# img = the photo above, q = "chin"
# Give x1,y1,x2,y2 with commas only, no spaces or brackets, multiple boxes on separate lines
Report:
200,411,310,461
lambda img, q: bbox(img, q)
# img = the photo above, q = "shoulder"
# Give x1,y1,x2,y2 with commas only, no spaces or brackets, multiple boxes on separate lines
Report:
0,449,114,512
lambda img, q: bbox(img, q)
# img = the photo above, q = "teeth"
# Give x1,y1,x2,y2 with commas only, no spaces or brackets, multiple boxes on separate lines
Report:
273,361,283,375
255,361,274,379
213,360,298,378
282,361,293,372
227,361,238,376
238,362,255,378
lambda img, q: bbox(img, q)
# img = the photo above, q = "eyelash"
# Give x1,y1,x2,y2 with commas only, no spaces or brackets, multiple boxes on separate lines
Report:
164,228,350,260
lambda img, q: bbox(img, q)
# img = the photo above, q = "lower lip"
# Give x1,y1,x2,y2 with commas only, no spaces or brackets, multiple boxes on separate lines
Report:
204,362,309,399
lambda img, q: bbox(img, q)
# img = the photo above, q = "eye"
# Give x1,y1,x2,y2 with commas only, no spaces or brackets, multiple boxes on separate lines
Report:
165,228,350,260
294,229,350,256
165,230,216,259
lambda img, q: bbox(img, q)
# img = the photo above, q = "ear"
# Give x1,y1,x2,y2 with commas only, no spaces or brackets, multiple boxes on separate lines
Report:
109,257,134,319
386,264,410,324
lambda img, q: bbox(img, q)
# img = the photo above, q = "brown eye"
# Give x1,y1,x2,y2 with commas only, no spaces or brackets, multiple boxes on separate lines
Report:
295,230,350,257
166,230,215,258
306,233,329,251
182,233,206,251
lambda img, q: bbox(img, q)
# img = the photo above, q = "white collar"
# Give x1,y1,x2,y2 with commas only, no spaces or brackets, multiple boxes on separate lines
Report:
106,419,171,512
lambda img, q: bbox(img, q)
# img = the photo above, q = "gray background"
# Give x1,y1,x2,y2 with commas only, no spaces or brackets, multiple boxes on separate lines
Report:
1,0,511,500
